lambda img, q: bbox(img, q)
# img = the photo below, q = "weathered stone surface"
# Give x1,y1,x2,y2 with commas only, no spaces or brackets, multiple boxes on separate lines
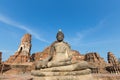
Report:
32,49,84,70
31,69,91,76
33,74,94,80
6,34,32,63
0,74,33,80
17,33,32,56
31,61,92,79
31,30,93,80
106,52,120,73
39,61,89,72
31,47,50,62
33,30,85,70
47,60,72,68
107,52,118,65
4,62,34,75
31,44,83,62
0,63,11,73
85,52,105,63
71,50,84,61
84,52,108,73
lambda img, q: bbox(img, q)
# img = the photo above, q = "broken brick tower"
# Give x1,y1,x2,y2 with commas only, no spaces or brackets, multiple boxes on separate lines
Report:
6,34,32,63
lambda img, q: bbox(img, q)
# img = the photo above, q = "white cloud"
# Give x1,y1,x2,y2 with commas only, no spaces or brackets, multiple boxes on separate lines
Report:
67,18,106,47
0,14,49,43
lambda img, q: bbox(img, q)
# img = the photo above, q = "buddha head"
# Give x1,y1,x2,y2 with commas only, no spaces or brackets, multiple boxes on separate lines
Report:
56,29,64,42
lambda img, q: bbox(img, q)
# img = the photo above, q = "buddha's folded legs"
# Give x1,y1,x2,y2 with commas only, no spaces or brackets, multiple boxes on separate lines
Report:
47,60,72,68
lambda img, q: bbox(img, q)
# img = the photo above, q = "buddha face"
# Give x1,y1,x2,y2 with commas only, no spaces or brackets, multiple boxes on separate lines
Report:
56,31,64,42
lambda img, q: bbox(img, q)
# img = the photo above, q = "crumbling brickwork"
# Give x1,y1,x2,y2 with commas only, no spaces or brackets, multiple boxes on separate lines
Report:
6,34,32,63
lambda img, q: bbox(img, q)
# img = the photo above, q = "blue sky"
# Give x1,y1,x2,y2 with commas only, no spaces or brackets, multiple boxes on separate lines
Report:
0,0,120,61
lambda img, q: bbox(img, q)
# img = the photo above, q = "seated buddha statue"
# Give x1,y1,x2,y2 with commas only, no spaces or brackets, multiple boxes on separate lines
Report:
34,29,89,70
31,30,92,80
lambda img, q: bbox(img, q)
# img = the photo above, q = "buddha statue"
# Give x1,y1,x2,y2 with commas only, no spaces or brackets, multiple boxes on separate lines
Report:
34,29,90,69
31,30,93,80
35,29,73,69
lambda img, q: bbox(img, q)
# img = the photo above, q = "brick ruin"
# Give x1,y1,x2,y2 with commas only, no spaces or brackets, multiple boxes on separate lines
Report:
84,52,120,74
84,52,108,73
106,52,120,73
0,52,11,73
6,33,32,63
31,44,120,74
1,34,33,74
0,33,119,75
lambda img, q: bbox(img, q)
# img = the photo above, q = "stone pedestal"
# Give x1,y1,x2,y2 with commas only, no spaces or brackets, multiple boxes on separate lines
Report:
33,74,94,80
4,62,34,75
31,61,94,80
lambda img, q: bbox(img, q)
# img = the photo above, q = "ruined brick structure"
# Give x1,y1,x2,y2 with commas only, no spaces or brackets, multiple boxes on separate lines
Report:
106,52,120,73
84,52,120,74
84,52,108,73
6,34,32,63
2,33,120,76
31,47,49,62
70,50,84,61
108,52,119,65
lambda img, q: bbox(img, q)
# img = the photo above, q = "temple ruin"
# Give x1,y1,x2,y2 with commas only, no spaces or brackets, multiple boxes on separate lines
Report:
6,33,32,63
0,32,119,80
106,52,120,73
